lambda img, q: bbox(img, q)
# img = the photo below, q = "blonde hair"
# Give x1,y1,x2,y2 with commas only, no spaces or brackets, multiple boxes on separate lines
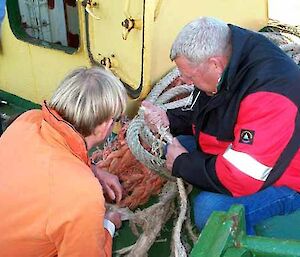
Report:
49,66,127,137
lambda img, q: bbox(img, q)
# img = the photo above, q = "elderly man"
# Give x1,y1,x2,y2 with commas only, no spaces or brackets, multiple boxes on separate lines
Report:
143,16,300,234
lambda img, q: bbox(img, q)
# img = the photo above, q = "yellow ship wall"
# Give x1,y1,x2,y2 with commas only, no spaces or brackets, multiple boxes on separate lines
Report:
0,0,269,108
0,6,90,104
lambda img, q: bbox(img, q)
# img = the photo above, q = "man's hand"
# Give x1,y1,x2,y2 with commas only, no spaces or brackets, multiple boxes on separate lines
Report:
105,211,122,229
166,138,188,171
141,100,170,133
92,166,123,204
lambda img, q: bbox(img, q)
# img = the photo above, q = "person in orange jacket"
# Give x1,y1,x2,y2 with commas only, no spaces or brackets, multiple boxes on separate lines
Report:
0,66,127,256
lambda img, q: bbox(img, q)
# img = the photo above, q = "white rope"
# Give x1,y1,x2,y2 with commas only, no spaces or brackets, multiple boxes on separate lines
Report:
146,68,181,103
126,67,193,256
126,68,194,181
173,178,188,257
260,31,300,65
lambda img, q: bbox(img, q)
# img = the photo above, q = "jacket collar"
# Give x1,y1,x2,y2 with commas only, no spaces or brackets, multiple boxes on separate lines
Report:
42,101,90,165
225,24,284,92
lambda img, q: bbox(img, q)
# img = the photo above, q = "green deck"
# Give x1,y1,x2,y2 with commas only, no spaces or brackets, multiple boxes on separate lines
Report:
0,90,40,132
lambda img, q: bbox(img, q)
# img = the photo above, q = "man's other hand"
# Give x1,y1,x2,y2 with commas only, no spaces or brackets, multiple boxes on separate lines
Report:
166,138,188,171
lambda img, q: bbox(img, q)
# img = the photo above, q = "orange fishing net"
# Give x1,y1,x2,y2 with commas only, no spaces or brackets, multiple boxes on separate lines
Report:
91,77,192,210
91,123,166,210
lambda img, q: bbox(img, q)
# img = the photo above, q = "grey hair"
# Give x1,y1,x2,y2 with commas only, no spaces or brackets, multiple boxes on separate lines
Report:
170,17,231,64
49,66,127,137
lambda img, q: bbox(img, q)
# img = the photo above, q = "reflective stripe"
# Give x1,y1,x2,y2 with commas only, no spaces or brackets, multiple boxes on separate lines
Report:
104,219,115,238
223,145,272,181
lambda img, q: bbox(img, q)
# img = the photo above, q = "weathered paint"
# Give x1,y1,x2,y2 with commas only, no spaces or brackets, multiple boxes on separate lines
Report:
191,205,300,257
0,0,268,107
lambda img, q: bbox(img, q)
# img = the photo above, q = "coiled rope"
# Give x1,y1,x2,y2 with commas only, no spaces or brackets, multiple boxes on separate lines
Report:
126,67,194,257
126,68,193,180
262,20,300,64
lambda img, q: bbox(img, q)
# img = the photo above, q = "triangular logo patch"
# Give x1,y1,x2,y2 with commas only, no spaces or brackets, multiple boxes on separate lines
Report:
239,129,255,145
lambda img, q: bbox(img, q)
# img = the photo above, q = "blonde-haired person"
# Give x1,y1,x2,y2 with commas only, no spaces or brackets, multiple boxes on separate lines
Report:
0,66,127,257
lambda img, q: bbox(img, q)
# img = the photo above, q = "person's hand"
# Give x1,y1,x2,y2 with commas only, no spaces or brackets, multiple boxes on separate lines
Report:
141,100,169,133
165,138,188,171
92,166,123,203
105,211,122,229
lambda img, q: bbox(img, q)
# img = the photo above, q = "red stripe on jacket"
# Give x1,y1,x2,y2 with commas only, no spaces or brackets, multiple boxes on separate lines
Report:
199,132,230,155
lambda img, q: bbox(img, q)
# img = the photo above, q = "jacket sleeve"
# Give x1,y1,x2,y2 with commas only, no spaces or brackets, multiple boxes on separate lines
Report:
167,108,194,136
172,92,297,197
47,163,113,257
172,151,231,194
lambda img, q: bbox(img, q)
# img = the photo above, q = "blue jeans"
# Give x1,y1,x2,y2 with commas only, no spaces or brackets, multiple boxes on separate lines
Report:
176,135,300,235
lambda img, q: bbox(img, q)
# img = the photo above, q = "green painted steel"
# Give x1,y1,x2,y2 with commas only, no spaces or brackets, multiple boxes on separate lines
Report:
255,209,300,240
222,247,253,257
190,205,246,257
244,236,300,257
0,90,40,110
0,90,40,133
191,205,300,257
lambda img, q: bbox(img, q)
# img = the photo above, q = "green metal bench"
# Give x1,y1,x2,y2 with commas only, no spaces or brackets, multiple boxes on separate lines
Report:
191,205,300,257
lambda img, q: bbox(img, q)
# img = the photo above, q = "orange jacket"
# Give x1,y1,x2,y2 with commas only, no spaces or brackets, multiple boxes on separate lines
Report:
0,104,113,257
